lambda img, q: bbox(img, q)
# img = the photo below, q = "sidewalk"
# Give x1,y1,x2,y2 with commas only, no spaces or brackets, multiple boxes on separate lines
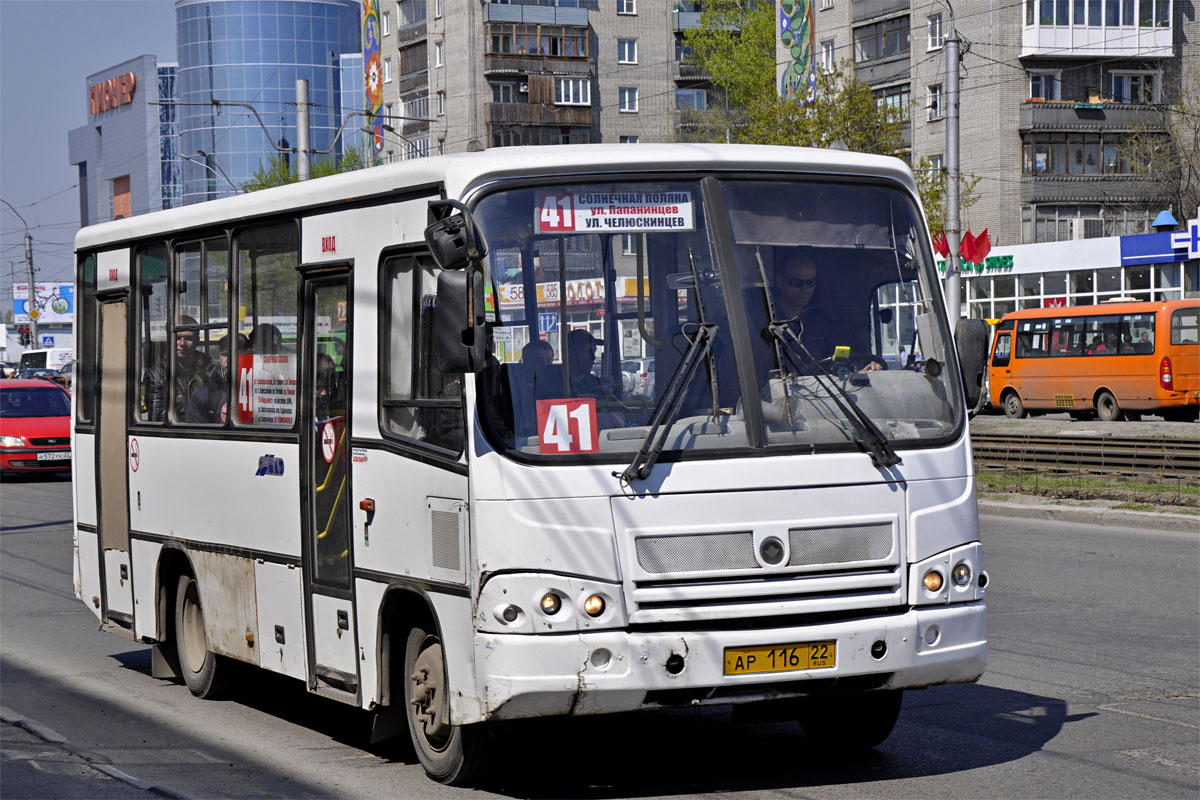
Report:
1,708,186,800
978,493,1199,533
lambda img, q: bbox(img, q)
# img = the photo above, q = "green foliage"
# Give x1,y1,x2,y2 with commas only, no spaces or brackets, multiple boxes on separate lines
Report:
241,147,367,193
1118,88,1200,220
915,156,982,234
682,3,903,156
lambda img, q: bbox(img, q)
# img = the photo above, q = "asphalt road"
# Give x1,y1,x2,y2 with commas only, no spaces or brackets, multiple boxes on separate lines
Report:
2,473,1197,799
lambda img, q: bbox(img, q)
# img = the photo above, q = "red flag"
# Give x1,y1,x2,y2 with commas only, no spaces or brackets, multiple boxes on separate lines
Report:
973,229,991,262
959,229,977,264
932,231,949,258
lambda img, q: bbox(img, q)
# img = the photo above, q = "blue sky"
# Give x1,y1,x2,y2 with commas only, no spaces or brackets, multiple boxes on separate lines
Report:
0,1,176,304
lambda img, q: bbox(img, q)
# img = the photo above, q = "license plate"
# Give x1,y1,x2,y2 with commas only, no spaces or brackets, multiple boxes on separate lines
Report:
36,451,71,461
723,641,836,676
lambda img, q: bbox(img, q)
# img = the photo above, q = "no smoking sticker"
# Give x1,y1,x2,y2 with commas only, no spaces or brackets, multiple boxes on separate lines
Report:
321,421,337,463
129,438,140,472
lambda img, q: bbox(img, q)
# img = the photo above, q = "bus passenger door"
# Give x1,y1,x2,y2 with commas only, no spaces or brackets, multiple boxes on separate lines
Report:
301,273,360,699
97,297,134,631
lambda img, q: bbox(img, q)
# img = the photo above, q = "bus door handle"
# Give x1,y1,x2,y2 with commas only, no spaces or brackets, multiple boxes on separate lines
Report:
359,498,375,546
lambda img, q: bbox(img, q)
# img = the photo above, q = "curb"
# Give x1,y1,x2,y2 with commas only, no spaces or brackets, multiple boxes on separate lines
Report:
978,500,1200,533
1,706,194,800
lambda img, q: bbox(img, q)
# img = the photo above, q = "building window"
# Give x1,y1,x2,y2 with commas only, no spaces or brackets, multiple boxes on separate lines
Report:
619,87,639,113
619,135,639,144
927,84,943,120
929,154,944,175
821,0,834,8
554,77,591,106
403,91,429,122
875,83,911,121
435,0,443,19
384,57,392,83
437,90,446,116
1028,70,1061,100
438,138,445,155
854,16,910,62
492,82,515,103
1112,71,1158,103
398,0,426,27
928,14,944,49
384,102,393,126
675,88,707,110
1021,133,1143,176
435,41,444,67
821,39,835,71
618,39,638,64
382,11,391,36
617,0,636,15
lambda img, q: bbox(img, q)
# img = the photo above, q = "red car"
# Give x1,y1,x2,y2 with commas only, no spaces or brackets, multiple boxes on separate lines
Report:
0,380,72,473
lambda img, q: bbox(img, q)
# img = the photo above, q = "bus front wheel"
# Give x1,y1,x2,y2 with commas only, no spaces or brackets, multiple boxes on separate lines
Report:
1002,391,1026,419
1095,391,1124,422
798,690,902,751
403,627,493,785
174,574,228,698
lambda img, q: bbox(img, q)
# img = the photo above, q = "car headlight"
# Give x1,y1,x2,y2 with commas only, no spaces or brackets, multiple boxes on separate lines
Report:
0,435,25,447
478,574,626,633
910,542,986,605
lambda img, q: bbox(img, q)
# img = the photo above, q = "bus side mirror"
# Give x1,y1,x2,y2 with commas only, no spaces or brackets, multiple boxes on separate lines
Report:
435,269,486,373
424,199,488,271
955,318,989,412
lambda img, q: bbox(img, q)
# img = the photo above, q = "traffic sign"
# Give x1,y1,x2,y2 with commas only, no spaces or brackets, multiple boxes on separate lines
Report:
41,335,54,348
538,312,559,334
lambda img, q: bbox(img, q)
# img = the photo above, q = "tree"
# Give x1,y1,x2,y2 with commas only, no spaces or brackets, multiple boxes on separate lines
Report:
914,156,982,234
1119,88,1200,221
241,147,367,193
682,2,904,154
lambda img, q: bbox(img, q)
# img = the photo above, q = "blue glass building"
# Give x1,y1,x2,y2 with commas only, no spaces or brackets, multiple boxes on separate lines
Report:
176,0,362,204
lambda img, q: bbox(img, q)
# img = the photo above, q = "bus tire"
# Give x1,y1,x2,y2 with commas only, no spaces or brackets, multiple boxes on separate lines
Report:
1002,391,1026,419
404,627,493,785
174,574,228,699
1095,390,1123,422
798,690,902,751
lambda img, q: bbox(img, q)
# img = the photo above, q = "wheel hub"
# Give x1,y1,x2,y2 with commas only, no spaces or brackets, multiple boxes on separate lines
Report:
410,642,450,743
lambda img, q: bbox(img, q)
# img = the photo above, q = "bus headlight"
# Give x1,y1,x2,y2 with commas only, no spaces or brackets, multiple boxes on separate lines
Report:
910,542,986,606
477,574,627,633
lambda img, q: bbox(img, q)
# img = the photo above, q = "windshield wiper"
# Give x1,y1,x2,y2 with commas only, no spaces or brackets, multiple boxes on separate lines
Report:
764,320,901,469
616,322,718,484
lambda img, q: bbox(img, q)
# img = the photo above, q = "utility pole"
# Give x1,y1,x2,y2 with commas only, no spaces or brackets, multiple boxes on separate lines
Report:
944,6,962,324
25,232,38,346
296,79,311,181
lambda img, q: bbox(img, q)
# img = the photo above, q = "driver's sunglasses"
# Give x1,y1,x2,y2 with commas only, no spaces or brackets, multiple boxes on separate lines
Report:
782,276,818,289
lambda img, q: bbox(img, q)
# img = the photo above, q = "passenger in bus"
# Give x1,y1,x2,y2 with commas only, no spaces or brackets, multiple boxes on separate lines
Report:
249,323,286,354
1087,334,1107,355
186,333,246,424
566,329,624,427
143,314,213,422
510,339,561,441
314,353,343,420
1134,331,1154,354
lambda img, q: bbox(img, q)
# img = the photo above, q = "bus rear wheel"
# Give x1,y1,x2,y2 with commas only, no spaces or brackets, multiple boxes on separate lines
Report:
1002,391,1026,419
174,574,228,698
798,690,903,751
404,627,493,785
1095,391,1124,422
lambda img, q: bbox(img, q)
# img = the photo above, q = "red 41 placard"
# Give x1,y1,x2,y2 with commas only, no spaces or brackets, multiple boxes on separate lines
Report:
536,398,598,454
538,193,575,232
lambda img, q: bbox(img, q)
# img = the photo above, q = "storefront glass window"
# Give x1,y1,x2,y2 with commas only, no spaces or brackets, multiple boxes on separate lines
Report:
1096,267,1121,295
1020,273,1041,297
1043,272,1067,295
993,276,1016,298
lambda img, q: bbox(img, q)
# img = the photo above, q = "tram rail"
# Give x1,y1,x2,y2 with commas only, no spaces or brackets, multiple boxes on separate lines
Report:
971,433,1200,482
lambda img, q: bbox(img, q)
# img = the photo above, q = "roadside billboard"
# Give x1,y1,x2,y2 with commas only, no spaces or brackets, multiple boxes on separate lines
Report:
13,282,75,324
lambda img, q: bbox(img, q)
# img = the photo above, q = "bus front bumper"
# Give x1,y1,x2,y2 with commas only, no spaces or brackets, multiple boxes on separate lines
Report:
472,601,985,722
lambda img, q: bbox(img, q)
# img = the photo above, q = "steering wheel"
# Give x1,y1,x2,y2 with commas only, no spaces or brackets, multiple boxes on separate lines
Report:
818,352,888,374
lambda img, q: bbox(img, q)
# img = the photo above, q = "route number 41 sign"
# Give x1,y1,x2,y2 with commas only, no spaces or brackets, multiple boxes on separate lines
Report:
536,398,599,454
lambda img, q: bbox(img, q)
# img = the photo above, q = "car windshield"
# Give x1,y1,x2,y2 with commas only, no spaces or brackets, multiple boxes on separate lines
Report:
473,177,960,461
0,387,71,418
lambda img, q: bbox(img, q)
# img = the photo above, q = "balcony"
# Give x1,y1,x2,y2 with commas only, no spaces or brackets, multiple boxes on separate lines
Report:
855,54,910,87
1019,100,1168,133
485,102,591,127
484,54,590,77
484,4,590,25
851,0,911,24
673,62,711,83
1021,175,1169,204
1021,22,1172,58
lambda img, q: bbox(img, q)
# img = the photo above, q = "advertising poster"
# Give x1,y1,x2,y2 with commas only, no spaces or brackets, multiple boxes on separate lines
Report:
13,282,75,324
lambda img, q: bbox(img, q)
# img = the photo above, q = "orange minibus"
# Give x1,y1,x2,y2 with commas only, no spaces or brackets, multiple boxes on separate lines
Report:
988,299,1199,421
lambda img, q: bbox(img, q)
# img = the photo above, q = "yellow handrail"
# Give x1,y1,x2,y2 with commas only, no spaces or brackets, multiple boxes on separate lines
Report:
315,422,347,493
315,474,347,540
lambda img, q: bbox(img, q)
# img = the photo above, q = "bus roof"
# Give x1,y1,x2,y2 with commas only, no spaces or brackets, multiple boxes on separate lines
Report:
74,144,916,252
997,298,1199,321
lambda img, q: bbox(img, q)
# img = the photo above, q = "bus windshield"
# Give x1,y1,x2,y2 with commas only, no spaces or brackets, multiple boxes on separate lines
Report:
474,177,960,460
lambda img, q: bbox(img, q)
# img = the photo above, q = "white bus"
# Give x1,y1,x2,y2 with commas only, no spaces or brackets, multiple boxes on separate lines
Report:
72,144,989,785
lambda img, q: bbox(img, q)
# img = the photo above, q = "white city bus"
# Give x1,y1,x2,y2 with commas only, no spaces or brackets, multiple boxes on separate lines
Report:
72,144,989,785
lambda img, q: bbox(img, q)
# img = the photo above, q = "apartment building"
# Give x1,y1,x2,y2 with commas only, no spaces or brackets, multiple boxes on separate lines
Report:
801,0,1198,247
372,0,708,161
